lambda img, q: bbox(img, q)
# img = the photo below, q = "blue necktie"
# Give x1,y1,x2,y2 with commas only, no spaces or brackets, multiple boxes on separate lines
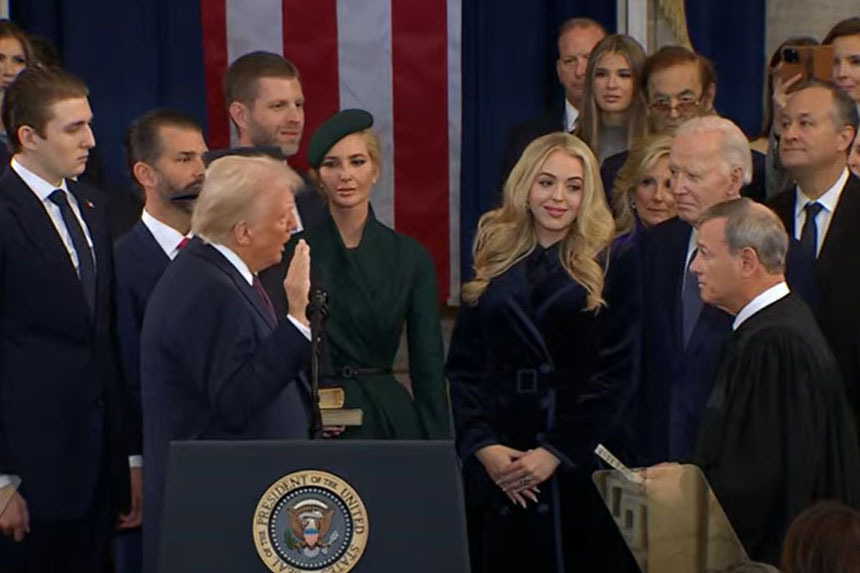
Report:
48,189,96,317
681,248,702,349
799,201,824,262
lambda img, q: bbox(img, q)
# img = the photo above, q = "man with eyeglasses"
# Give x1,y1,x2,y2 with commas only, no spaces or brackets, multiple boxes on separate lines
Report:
601,46,767,203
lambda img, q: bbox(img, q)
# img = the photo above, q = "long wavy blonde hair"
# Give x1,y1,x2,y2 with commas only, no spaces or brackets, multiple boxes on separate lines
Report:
462,133,614,310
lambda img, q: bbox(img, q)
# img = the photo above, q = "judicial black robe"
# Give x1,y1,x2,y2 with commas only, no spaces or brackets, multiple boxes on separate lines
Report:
694,293,860,565
447,242,642,573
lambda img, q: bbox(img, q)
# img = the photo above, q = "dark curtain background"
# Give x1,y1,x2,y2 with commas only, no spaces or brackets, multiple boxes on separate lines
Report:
10,0,207,194
459,0,616,285
685,0,766,138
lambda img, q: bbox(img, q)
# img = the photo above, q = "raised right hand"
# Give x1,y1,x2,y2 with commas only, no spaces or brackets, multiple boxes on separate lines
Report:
0,490,29,542
284,239,311,326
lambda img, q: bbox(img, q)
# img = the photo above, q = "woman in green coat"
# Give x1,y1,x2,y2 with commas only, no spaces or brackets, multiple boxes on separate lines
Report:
271,109,450,439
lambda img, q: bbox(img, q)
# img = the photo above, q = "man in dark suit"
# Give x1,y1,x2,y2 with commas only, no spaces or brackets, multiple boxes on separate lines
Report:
768,80,860,434
601,46,767,203
112,109,207,573
224,51,325,230
635,116,749,465
139,155,312,573
0,67,131,572
500,18,606,180
687,198,860,563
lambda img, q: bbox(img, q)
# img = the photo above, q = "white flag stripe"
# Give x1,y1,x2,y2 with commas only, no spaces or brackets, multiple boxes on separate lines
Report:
226,0,283,65
447,0,462,302
335,0,396,228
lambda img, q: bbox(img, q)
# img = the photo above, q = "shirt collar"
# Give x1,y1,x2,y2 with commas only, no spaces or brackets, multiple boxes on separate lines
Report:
141,210,190,260
794,167,849,217
209,242,254,286
564,99,580,132
732,281,790,330
11,157,69,200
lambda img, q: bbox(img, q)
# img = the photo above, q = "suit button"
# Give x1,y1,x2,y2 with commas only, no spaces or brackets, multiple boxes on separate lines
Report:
536,432,546,441
537,503,550,515
539,363,552,374
95,399,105,408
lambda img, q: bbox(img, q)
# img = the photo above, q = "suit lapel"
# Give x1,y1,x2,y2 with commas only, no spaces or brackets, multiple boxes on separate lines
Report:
817,175,860,279
767,187,797,236
195,243,276,329
492,260,555,367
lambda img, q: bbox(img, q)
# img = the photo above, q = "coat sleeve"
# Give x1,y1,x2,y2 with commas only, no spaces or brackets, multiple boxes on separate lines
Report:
171,284,311,433
113,252,144,457
542,244,643,466
405,245,452,439
446,295,500,460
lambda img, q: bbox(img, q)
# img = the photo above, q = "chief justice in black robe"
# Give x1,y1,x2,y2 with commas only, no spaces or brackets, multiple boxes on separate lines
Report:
447,133,640,573
687,199,860,565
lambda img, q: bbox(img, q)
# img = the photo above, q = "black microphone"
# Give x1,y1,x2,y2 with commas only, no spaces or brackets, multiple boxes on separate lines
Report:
307,286,329,439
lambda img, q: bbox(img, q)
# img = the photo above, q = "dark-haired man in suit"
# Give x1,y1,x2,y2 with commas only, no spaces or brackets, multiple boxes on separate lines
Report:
112,109,207,573
500,18,606,180
768,80,860,435
0,67,131,572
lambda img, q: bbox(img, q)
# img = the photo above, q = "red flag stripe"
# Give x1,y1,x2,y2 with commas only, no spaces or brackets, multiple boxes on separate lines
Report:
200,0,229,148
391,0,451,301
282,0,340,174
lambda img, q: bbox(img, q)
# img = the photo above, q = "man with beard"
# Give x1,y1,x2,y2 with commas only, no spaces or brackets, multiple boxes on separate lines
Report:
224,51,324,232
112,109,207,573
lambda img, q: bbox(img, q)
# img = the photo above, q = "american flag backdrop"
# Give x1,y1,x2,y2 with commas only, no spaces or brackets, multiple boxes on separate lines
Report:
199,0,462,303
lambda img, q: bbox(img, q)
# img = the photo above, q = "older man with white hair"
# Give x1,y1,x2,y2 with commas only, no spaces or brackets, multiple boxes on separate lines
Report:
633,116,750,466
690,198,860,565
138,155,313,573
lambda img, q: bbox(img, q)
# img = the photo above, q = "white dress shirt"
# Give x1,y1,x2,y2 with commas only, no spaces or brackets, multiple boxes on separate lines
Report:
794,167,849,257
732,281,790,331
564,99,580,133
141,210,191,260
209,243,311,340
11,158,94,275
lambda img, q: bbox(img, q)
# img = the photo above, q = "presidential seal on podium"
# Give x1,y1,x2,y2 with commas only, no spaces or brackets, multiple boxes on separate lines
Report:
253,470,369,572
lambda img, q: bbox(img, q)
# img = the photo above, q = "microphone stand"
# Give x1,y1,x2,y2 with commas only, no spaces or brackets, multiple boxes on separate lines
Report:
307,287,329,439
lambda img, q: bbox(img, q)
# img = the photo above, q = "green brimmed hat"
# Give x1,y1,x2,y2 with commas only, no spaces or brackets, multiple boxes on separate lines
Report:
307,109,374,168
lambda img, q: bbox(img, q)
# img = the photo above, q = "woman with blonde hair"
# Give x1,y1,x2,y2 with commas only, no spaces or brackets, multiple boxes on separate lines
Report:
611,133,676,237
447,132,641,572
577,34,648,165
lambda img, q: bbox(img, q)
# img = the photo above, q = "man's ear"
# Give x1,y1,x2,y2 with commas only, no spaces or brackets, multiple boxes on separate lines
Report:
233,220,252,246
17,125,41,151
702,83,717,111
836,125,856,155
738,246,759,277
228,101,249,133
132,161,157,189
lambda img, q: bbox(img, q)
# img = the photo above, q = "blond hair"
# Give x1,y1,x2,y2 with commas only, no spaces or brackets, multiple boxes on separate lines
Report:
192,155,301,244
611,133,673,234
463,133,614,310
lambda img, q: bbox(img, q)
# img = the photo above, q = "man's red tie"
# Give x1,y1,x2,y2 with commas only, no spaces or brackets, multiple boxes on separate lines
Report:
177,237,190,250
252,276,278,326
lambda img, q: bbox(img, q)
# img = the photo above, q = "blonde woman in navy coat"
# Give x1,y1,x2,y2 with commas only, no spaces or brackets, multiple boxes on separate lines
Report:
447,132,641,572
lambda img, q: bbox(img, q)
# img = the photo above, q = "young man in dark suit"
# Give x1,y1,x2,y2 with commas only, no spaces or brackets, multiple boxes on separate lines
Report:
112,109,207,573
500,18,606,180
224,51,325,231
0,67,132,572
635,116,748,465
139,155,313,573
768,80,860,436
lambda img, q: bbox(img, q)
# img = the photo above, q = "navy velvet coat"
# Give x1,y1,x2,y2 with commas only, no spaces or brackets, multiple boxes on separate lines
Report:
447,242,641,572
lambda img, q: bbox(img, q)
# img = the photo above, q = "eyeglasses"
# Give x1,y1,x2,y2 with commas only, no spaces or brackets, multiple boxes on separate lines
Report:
648,94,704,116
